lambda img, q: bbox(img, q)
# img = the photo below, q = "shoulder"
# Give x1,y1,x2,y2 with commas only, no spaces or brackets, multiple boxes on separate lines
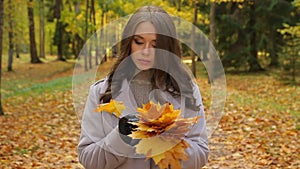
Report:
192,81,200,93
89,76,109,94
93,77,108,86
191,80,203,104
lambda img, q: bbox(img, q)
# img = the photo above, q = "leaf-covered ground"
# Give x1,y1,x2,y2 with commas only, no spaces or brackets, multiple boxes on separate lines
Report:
203,74,299,169
0,58,299,168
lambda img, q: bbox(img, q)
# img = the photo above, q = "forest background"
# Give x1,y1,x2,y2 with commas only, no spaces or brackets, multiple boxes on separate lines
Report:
0,0,299,168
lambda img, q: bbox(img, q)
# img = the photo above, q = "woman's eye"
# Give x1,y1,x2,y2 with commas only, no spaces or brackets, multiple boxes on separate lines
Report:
134,39,144,45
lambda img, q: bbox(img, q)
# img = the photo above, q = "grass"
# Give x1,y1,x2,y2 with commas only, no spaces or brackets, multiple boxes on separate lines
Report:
2,75,73,99
192,61,300,130
1,54,113,100
1,55,299,129
1,54,75,99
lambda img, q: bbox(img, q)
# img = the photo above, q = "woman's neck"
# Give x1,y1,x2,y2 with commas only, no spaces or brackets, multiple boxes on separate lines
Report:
132,69,153,83
130,70,154,107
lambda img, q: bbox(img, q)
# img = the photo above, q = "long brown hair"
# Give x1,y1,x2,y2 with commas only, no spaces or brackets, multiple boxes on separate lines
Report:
100,6,199,110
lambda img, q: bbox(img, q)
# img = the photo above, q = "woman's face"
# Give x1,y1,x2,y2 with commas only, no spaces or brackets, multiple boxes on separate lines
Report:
131,21,157,70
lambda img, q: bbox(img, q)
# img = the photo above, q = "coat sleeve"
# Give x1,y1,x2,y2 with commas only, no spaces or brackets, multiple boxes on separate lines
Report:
78,81,136,169
181,84,209,169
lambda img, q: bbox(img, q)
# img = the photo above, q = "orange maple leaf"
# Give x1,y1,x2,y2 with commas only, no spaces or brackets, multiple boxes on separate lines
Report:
134,136,190,169
94,99,126,117
130,101,200,139
154,140,190,169
130,101,200,169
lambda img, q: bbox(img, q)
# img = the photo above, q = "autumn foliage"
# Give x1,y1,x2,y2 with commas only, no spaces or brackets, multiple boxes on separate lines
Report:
130,101,200,169
95,100,200,169
1,60,299,168
94,99,126,117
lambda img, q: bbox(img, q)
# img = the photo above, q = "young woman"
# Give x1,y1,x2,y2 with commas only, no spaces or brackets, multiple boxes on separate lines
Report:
78,5,209,169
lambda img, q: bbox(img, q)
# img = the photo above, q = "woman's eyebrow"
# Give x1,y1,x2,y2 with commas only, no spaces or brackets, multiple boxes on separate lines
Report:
133,35,144,39
134,35,156,41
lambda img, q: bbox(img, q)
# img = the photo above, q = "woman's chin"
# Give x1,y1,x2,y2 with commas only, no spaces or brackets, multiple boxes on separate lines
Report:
136,65,151,71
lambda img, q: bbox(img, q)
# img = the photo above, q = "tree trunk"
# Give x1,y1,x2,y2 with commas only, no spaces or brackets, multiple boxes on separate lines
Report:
15,43,20,58
100,11,106,63
88,0,92,69
8,0,13,71
269,30,279,67
0,0,4,115
39,0,45,58
91,0,99,65
209,1,216,46
177,0,181,11
8,20,13,71
248,1,263,72
55,0,65,61
191,2,197,77
290,37,299,84
291,39,296,83
85,0,89,42
84,0,89,71
28,0,41,63
72,1,83,59
207,1,216,84
49,29,53,55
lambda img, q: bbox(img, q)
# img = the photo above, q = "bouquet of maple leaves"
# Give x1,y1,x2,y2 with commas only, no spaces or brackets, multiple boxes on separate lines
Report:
95,100,200,169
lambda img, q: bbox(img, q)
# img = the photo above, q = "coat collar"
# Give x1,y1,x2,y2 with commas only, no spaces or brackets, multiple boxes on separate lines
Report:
113,79,138,117
113,79,183,117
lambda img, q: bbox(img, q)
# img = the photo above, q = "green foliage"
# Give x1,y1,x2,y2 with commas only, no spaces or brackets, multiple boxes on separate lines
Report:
1,0,298,74
278,34,300,84
2,0,28,53
215,2,249,70
277,0,300,84
45,0,55,22
214,0,295,71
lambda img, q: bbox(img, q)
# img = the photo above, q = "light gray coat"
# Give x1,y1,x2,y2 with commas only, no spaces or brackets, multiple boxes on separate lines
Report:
78,77,209,169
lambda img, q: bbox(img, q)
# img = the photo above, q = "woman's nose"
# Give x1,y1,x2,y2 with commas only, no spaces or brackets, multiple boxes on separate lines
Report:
142,43,151,56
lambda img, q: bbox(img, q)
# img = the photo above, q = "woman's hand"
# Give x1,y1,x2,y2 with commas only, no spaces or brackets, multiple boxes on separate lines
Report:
119,114,139,135
118,114,139,145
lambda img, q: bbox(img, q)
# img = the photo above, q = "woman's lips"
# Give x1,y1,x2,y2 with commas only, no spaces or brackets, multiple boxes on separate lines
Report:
138,59,151,65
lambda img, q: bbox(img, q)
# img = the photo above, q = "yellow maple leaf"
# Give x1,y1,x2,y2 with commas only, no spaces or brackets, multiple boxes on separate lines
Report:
94,99,125,117
155,140,190,169
130,101,201,169
137,102,181,128
135,136,180,158
137,101,162,121
95,100,200,169
163,116,201,139
130,101,200,139
135,136,190,169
